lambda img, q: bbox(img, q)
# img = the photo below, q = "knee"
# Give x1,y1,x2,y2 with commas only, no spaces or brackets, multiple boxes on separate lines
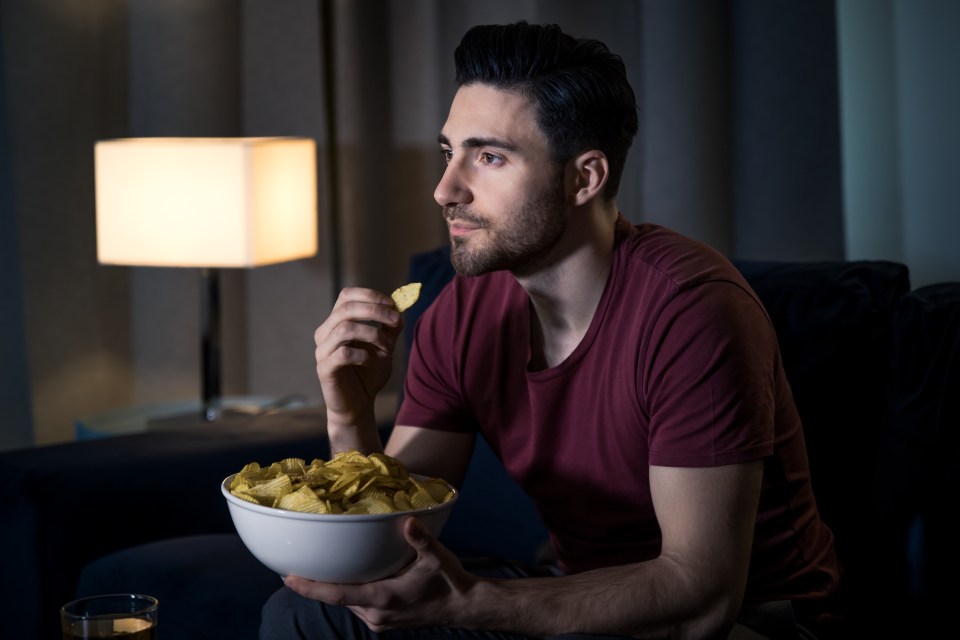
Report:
260,587,314,638
262,586,298,619
260,586,360,640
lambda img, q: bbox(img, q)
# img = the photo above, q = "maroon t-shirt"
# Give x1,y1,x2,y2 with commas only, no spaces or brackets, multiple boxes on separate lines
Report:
397,218,841,609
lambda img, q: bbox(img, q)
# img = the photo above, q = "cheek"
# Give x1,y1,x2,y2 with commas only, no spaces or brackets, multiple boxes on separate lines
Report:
471,174,519,213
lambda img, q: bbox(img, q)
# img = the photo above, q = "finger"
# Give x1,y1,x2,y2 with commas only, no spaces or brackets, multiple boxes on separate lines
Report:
316,301,399,344
314,342,381,379
315,295,402,365
334,288,401,327
402,517,464,575
283,575,365,606
335,286,396,310
317,319,397,361
403,517,445,569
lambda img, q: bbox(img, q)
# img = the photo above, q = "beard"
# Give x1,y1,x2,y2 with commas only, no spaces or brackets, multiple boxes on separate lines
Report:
445,176,568,278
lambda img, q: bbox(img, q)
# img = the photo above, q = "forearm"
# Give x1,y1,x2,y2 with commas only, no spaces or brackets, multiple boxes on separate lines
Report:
456,559,739,640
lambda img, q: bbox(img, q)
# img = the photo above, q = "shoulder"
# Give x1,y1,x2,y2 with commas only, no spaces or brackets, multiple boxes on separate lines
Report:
616,220,748,292
610,219,771,335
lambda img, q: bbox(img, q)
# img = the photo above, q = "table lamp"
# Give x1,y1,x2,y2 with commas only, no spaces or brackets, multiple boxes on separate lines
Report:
94,137,318,422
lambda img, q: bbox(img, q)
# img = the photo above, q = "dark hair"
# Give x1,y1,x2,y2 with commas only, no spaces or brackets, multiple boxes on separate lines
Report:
454,21,639,200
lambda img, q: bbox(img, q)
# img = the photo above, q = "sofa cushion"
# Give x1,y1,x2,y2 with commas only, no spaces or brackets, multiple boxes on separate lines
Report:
876,282,960,634
76,534,276,640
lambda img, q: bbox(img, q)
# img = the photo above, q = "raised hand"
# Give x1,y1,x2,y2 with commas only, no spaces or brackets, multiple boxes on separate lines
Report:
314,287,403,447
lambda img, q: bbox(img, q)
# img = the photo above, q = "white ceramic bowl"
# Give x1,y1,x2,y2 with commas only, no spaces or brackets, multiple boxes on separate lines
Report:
221,473,458,583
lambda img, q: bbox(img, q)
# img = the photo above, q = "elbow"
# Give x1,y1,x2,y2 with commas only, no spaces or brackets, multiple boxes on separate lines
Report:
672,592,743,640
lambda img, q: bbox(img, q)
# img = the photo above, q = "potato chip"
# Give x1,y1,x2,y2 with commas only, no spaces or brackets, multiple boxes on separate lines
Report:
347,495,395,515
277,486,325,513
392,491,414,512
231,490,262,505
390,282,422,312
228,450,454,516
246,475,293,505
414,477,456,503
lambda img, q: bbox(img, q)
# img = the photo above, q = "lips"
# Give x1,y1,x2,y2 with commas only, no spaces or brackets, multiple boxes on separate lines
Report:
448,219,480,236
445,209,482,236
443,204,485,238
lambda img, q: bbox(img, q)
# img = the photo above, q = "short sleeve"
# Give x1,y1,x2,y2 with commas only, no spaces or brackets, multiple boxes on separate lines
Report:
645,281,778,467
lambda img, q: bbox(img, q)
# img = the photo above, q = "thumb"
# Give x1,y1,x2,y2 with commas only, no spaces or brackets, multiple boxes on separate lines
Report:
403,516,434,551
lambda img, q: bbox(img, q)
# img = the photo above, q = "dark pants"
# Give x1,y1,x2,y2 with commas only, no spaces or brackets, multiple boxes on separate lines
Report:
259,558,810,640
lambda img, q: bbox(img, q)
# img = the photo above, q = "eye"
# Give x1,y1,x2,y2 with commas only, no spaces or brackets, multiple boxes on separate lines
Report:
479,152,504,165
439,147,453,163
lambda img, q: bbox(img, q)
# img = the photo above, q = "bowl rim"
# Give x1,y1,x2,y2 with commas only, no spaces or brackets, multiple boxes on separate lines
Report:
221,472,459,522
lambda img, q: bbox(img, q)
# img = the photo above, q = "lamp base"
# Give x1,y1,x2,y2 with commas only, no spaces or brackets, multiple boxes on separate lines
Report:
204,403,221,422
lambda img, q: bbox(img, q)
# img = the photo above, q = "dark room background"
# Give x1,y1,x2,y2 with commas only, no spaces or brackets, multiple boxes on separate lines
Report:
1,0,957,449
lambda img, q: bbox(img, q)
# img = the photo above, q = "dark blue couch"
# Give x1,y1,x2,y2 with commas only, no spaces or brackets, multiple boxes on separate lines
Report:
2,247,956,639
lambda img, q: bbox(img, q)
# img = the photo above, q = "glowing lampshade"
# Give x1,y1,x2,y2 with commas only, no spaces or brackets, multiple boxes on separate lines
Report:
93,137,318,421
95,137,317,267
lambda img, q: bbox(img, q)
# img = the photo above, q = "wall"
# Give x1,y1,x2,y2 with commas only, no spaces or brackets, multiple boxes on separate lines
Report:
0,2,33,451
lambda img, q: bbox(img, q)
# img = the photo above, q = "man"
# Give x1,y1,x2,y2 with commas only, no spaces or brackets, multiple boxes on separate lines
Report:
262,21,842,640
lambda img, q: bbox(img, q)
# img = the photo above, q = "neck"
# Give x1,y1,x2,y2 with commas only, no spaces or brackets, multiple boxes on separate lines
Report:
519,203,619,370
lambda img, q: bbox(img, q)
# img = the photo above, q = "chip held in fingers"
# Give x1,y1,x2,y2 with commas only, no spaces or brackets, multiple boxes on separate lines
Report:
391,282,422,312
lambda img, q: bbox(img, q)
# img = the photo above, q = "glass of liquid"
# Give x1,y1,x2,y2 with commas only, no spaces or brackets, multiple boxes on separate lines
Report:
60,594,158,639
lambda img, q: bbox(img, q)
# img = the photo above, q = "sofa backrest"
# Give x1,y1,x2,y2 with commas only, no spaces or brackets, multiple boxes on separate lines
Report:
734,259,911,621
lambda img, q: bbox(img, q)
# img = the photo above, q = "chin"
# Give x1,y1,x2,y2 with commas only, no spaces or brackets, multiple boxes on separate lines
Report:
449,242,492,277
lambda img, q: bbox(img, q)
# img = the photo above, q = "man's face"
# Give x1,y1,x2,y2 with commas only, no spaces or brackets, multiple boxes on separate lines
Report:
435,84,568,277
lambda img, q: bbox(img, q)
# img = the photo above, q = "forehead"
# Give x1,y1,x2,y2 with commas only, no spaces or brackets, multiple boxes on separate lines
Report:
440,84,544,148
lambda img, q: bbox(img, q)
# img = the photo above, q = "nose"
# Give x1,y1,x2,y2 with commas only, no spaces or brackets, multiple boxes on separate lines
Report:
434,161,471,207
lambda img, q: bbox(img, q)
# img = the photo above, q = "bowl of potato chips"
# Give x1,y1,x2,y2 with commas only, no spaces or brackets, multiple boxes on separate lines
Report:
221,450,457,584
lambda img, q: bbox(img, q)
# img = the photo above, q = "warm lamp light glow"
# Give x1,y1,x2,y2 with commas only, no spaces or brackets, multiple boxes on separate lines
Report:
94,136,319,422
95,137,318,267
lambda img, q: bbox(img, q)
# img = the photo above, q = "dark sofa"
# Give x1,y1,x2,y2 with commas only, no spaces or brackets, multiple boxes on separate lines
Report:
2,247,957,639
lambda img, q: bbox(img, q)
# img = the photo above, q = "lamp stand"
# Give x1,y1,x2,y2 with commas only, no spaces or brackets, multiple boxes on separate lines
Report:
200,268,221,422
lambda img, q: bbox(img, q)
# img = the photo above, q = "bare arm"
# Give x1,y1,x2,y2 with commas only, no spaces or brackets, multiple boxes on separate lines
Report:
288,460,763,640
459,461,763,639
386,425,475,489
313,287,402,455
311,285,475,486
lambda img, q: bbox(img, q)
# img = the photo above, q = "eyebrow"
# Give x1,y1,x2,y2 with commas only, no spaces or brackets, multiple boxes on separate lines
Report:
437,133,518,153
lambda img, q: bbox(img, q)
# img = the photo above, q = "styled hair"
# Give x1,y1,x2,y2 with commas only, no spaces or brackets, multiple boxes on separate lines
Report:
453,21,639,200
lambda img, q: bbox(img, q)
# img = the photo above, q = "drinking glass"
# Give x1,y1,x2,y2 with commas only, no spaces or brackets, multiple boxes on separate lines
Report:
60,593,158,639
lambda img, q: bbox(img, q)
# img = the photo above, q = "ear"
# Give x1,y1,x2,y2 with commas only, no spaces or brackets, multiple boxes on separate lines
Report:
567,150,609,206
